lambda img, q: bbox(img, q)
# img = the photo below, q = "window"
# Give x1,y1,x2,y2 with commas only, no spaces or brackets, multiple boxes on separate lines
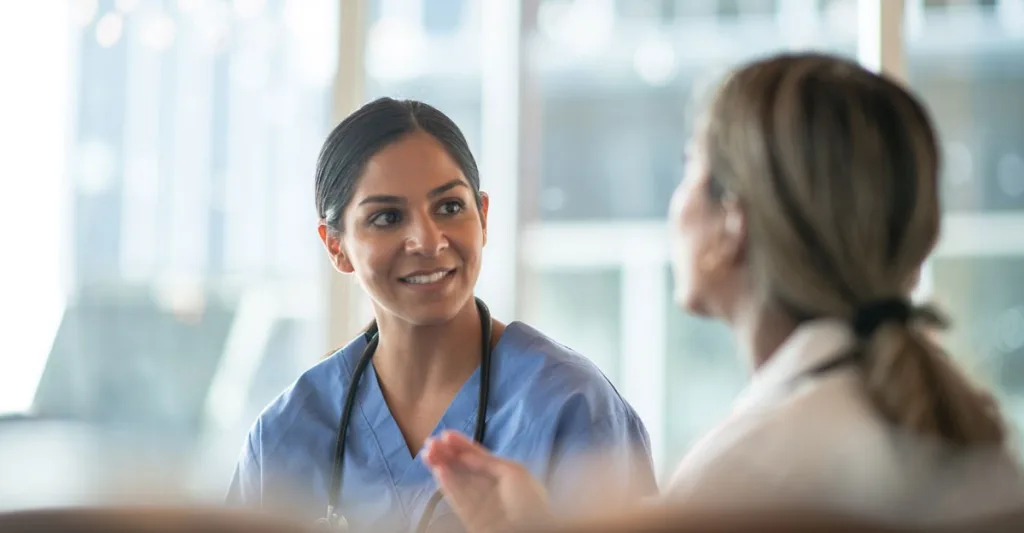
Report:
0,0,339,500
8,0,1024,506
365,0,481,149
907,0,1024,435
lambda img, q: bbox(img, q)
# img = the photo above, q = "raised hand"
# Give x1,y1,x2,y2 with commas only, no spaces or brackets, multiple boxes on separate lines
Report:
422,431,551,533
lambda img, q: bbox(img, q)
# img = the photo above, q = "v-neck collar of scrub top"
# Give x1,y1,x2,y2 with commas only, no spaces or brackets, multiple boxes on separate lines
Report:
333,322,517,521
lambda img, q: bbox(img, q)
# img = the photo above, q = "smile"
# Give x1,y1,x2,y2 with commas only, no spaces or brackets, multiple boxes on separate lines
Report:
399,269,455,285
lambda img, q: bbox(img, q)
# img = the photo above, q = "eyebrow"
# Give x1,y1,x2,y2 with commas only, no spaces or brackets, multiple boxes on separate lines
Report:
357,179,468,206
358,194,403,206
428,179,468,198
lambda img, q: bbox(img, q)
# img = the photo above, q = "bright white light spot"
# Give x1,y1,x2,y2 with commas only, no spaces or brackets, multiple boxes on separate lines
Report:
997,153,1024,197
998,0,1024,35
367,17,427,82
537,1,570,40
139,13,176,51
192,2,232,53
230,54,271,89
115,0,140,14
284,0,337,86
71,0,99,27
823,0,858,39
0,0,71,415
177,0,202,14
904,0,925,41
633,35,677,87
95,13,124,48
154,278,207,324
76,140,117,195
233,0,266,19
538,0,614,58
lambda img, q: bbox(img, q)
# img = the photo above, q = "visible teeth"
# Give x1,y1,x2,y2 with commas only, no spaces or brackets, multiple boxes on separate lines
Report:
403,271,449,284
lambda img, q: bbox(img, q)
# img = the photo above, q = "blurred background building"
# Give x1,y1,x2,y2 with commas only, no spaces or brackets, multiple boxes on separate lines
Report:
0,0,1022,508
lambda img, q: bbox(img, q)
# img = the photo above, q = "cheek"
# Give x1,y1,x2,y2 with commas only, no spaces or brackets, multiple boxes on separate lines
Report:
348,233,400,283
669,186,697,271
670,220,700,297
669,185,712,309
454,221,485,269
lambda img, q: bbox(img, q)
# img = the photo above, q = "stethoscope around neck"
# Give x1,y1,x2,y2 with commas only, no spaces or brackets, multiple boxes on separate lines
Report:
315,297,494,532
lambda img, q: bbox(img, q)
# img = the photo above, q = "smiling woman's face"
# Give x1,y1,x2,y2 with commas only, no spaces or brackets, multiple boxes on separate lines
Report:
325,129,488,326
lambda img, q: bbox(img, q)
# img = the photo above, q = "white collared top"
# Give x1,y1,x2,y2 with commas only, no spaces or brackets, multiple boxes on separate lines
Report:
666,319,1024,526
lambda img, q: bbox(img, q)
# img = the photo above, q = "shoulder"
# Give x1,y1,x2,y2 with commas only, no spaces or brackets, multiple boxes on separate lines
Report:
494,322,638,425
246,333,369,449
668,373,897,504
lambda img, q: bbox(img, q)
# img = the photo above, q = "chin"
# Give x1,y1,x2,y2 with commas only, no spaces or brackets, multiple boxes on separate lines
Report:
675,287,710,317
401,293,475,327
401,303,461,327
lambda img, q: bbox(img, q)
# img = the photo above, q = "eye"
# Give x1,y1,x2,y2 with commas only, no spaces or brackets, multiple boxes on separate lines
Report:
437,200,464,216
369,210,401,227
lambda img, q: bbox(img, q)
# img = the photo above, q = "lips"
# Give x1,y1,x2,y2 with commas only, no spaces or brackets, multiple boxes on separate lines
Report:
399,268,455,285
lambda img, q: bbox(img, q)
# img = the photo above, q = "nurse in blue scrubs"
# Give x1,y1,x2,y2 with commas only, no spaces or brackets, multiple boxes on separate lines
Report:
227,97,656,532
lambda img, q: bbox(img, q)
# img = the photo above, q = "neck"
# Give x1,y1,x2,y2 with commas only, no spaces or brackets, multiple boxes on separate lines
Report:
728,297,799,372
372,299,486,403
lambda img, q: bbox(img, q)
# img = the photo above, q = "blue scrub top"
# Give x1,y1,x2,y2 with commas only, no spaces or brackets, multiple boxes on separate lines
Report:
228,321,656,532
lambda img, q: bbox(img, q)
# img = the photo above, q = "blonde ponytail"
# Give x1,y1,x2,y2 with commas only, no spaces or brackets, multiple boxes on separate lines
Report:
861,318,1006,447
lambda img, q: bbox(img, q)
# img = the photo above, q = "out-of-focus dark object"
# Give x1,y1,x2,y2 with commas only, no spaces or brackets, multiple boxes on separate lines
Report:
5,505,1021,533
538,505,1024,533
0,506,311,533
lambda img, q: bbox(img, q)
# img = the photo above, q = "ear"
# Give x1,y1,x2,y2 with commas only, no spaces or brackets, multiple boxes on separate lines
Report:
701,200,747,274
478,191,490,247
318,222,355,274
720,199,747,267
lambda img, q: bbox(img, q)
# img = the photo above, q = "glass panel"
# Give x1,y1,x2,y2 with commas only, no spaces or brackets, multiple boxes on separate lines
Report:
908,1,1024,452
364,0,481,150
520,268,623,381
526,0,860,222
0,0,338,506
662,267,744,473
931,258,1024,437
907,1,1024,212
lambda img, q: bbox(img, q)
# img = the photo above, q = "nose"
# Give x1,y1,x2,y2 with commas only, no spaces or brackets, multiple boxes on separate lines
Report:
405,214,449,257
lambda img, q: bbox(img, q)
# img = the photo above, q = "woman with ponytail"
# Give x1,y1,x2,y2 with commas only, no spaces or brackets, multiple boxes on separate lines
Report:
420,53,1024,531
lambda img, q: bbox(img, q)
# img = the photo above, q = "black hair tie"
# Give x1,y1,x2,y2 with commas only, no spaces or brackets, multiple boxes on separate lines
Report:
853,299,911,338
852,298,948,339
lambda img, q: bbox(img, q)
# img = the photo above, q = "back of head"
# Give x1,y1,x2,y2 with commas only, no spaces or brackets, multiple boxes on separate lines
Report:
703,53,1006,448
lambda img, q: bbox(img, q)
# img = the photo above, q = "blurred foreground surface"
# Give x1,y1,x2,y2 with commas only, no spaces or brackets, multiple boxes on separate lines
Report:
0,416,235,511
5,416,1024,532
1,506,1023,533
